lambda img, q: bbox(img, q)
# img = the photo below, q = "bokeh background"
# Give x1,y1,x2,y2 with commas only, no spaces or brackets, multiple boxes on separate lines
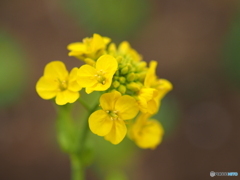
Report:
0,0,240,179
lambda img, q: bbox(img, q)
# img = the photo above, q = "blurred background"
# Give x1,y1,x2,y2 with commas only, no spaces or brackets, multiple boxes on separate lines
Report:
0,0,240,179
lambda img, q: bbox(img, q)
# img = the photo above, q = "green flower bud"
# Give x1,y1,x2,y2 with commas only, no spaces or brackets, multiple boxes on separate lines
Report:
116,56,123,63
119,77,126,84
126,82,141,92
118,85,126,94
120,66,129,75
127,73,135,82
138,72,146,81
137,61,147,71
113,76,119,80
113,81,120,88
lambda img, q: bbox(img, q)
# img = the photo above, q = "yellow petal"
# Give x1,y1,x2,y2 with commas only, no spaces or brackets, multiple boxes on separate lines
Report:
144,61,157,87
77,64,98,87
115,95,139,120
103,37,111,45
43,61,68,81
147,99,158,114
137,97,148,113
55,90,79,105
118,41,130,54
96,55,118,75
91,34,104,50
138,88,156,101
108,43,117,54
100,91,121,110
104,119,127,144
138,88,158,113
157,79,173,99
85,87,94,94
89,110,113,136
135,120,164,149
67,42,86,51
36,76,58,99
68,67,82,92
129,49,142,61
128,113,150,139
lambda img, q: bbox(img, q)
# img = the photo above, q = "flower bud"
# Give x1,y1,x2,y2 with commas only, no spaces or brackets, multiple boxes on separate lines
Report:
119,77,126,84
120,66,129,75
118,85,126,94
138,72,146,81
127,73,135,82
116,56,123,63
113,76,119,80
113,81,120,88
127,82,141,92
84,58,96,66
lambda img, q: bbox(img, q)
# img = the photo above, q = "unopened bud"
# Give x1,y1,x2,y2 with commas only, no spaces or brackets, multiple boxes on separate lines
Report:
113,76,119,80
84,58,96,66
113,81,120,88
127,73,135,82
119,77,126,84
138,72,146,81
116,56,123,63
118,85,126,94
120,66,129,75
127,82,141,92
137,62,147,70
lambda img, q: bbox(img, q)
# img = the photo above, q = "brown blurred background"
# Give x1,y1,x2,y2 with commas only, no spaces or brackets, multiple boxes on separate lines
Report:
0,0,240,179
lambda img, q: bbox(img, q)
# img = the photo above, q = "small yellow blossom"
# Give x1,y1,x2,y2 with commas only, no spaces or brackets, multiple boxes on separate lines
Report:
36,61,82,105
67,33,111,62
129,113,164,149
89,91,139,144
137,61,172,114
77,55,118,94
145,61,173,94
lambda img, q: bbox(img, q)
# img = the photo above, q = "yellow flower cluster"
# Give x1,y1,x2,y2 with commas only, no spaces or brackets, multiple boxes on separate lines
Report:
36,34,172,149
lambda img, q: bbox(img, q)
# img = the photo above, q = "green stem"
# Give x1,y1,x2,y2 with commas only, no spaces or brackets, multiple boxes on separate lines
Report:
70,101,99,180
70,154,84,180
78,102,99,151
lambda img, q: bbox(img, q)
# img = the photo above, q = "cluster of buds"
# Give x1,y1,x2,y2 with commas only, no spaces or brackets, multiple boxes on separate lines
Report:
36,34,172,149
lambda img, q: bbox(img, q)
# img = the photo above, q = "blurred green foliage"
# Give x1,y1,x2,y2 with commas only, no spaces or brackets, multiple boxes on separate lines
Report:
0,30,27,107
91,133,136,180
223,8,240,88
62,0,149,40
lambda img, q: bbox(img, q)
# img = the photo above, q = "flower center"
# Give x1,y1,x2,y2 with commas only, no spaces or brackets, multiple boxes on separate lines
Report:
95,70,106,85
106,110,119,120
58,80,68,91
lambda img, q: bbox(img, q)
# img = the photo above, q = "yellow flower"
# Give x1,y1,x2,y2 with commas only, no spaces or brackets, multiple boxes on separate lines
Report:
36,61,82,105
129,113,164,149
108,41,142,61
145,61,173,95
137,88,159,114
67,33,111,62
89,91,139,144
77,55,118,94
137,61,173,114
